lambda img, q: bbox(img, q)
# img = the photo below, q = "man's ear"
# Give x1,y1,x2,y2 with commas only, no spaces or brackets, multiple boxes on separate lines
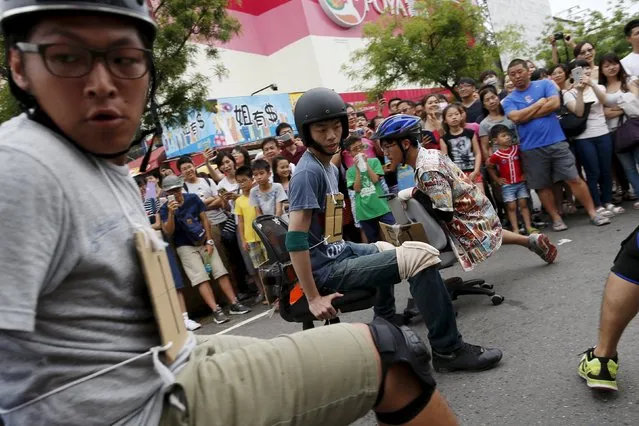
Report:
9,47,29,91
402,139,412,151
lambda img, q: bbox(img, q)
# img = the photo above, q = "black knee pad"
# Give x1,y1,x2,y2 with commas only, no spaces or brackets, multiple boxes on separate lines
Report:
368,317,437,424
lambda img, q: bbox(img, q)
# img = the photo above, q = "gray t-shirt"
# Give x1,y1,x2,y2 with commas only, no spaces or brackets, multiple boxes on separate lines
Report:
0,115,165,425
249,182,287,216
288,151,353,284
478,116,519,145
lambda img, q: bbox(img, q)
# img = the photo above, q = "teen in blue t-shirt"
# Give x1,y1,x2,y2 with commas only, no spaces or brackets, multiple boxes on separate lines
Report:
502,79,566,151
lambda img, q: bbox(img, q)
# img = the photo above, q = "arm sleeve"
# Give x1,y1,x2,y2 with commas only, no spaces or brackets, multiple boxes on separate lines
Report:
370,158,384,175
486,152,497,166
544,79,559,97
419,171,454,212
249,187,258,207
502,97,515,115
0,149,66,332
288,169,322,212
478,120,488,137
234,199,243,216
159,204,169,223
563,91,576,105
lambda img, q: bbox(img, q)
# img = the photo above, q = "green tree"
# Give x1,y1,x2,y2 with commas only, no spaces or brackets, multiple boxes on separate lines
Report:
137,0,241,153
534,0,639,67
345,0,499,99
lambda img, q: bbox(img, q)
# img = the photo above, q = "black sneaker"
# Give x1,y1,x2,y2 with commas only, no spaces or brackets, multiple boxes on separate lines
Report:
229,302,251,315
212,307,229,324
432,342,502,372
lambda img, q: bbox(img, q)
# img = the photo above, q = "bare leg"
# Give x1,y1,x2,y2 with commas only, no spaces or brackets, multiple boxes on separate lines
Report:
505,201,519,234
552,182,564,215
501,229,529,247
197,281,220,311
216,274,239,304
353,324,459,426
518,198,534,231
536,187,562,222
593,273,639,358
565,177,597,218
177,289,188,314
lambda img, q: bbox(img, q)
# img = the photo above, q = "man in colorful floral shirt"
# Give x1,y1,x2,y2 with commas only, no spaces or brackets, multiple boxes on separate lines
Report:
375,114,558,271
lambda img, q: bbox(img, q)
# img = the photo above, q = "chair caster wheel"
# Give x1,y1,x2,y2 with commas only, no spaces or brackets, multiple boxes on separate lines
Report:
481,283,494,290
491,295,504,305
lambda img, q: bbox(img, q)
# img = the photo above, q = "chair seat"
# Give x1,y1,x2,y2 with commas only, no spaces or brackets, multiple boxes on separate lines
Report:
288,288,376,322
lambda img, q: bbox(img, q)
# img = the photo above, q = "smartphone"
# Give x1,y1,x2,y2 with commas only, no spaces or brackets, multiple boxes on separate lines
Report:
354,128,366,137
571,66,584,83
422,130,435,142
167,195,175,203
218,187,227,196
278,133,293,143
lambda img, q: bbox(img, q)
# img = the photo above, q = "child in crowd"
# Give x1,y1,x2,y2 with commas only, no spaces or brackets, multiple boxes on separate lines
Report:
486,125,538,235
442,103,483,191
272,156,291,194
343,135,395,242
235,166,268,305
250,159,288,216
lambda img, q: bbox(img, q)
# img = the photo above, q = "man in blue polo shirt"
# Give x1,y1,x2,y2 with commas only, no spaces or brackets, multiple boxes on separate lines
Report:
502,58,610,230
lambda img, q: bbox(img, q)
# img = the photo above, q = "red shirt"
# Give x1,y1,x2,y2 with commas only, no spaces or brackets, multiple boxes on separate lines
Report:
281,145,306,165
488,146,524,185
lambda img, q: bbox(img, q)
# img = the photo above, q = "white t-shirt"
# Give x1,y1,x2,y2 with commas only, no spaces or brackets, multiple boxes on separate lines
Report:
622,52,639,77
183,177,228,224
563,86,610,139
217,176,240,214
605,89,639,131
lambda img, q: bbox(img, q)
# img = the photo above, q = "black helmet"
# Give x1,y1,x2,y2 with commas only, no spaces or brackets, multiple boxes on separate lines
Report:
0,0,157,41
294,87,349,148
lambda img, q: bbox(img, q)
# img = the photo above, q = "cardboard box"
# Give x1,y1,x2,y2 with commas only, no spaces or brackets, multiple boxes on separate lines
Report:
135,232,187,364
379,222,429,247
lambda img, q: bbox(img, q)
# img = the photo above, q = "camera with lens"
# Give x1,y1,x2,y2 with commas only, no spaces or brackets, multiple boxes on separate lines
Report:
554,32,565,42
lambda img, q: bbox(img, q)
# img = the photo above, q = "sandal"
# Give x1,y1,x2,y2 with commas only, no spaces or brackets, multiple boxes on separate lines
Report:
591,214,611,226
605,203,625,215
552,220,568,232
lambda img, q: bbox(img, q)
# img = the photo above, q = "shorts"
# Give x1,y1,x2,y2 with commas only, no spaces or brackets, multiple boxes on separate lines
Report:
520,141,579,189
248,241,268,269
176,244,228,286
463,170,484,184
611,225,639,285
160,323,380,426
502,182,530,203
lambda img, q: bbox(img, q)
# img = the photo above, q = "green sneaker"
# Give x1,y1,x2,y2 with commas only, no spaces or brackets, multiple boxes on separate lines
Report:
577,347,618,391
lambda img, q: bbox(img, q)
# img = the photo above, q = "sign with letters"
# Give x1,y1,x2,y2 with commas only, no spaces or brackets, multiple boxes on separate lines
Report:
161,94,297,158
319,0,413,29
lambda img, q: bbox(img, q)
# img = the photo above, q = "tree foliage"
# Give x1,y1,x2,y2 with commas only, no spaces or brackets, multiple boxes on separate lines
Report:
345,0,499,98
534,0,639,67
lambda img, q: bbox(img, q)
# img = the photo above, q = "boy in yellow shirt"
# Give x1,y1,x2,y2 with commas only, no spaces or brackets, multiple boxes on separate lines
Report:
235,166,268,304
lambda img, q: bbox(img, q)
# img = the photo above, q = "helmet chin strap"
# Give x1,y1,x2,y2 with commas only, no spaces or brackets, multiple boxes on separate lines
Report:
309,139,339,157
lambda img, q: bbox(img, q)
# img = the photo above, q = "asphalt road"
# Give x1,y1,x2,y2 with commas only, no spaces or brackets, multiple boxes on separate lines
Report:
195,207,639,425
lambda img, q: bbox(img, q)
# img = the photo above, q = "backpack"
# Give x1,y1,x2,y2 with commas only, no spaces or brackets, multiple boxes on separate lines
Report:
174,200,206,245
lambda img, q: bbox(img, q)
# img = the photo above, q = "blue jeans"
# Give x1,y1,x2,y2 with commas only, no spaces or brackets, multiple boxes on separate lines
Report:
319,242,462,352
359,212,395,243
573,134,614,207
617,146,639,195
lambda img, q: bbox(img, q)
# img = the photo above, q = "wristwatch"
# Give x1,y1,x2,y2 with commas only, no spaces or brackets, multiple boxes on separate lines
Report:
206,239,215,246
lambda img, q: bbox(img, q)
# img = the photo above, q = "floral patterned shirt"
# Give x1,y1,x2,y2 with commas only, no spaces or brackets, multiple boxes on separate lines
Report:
415,147,502,271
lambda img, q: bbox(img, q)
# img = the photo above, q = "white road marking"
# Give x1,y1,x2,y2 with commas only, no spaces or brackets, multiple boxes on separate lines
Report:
214,310,271,335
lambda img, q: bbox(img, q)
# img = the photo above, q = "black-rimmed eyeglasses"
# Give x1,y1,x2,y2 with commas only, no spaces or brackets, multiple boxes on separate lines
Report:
15,42,152,79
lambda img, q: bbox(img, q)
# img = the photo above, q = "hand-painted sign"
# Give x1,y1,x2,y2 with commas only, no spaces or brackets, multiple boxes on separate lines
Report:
161,94,297,158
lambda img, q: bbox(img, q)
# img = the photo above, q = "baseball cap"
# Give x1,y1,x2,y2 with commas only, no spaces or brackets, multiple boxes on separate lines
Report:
161,175,183,191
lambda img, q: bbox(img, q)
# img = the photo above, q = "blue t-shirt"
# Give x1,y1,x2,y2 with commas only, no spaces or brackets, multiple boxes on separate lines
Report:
288,151,354,285
160,193,206,248
502,80,566,151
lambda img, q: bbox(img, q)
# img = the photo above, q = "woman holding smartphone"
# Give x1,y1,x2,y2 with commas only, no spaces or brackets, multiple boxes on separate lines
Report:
564,59,625,216
600,53,639,209
420,94,446,151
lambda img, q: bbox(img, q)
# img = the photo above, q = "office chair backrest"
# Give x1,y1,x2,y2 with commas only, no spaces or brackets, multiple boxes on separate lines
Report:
252,215,290,263
405,198,448,250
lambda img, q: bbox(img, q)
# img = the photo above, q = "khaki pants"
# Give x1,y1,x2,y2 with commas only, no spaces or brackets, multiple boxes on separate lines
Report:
160,324,379,426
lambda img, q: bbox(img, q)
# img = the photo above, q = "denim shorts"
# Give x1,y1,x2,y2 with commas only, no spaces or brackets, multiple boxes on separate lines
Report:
501,181,529,203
